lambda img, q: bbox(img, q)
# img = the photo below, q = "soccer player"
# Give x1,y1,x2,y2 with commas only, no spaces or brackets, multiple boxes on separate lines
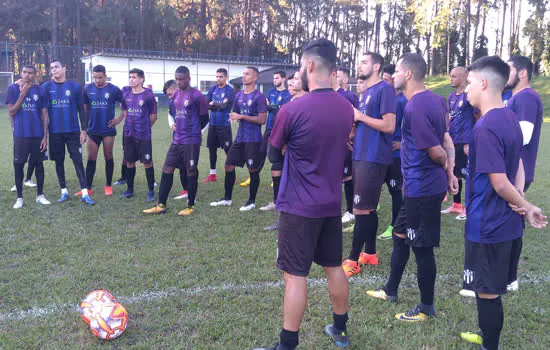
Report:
365,53,458,322
209,67,267,211
441,66,475,220
335,66,359,225
119,68,158,201
6,65,50,208
41,59,95,205
203,68,236,183
504,55,544,292
459,55,547,350
378,63,407,240
79,65,123,197
143,66,208,215
255,38,353,350
342,52,396,277
259,71,292,211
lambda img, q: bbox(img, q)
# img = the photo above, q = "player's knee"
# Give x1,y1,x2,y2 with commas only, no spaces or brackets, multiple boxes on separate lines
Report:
162,166,175,174
478,293,500,299
187,169,198,178
224,165,234,172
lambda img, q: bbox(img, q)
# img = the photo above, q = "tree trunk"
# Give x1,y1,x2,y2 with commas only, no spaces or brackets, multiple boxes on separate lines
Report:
472,0,481,53
465,0,471,66
374,4,382,52
499,0,507,56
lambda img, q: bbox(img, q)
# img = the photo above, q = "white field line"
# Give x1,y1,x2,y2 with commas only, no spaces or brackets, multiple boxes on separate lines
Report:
1,274,549,322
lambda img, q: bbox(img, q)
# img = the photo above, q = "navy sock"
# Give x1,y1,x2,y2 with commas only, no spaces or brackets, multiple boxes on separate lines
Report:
333,312,348,332
55,160,66,188
344,180,354,213
224,170,235,200
146,167,155,191
126,167,136,192
389,189,403,226
349,214,368,261
453,179,462,204
187,174,198,206
385,237,410,296
35,162,45,196
477,296,503,350
249,171,260,202
179,169,188,191
14,163,24,198
86,160,97,189
105,159,114,186
363,211,378,254
272,176,281,203
413,246,436,307
158,172,173,206
279,328,299,349
209,147,217,170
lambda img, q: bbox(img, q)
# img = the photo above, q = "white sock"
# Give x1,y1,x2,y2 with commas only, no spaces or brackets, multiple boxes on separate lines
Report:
210,169,216,175
61,188,68,195
81,189,88,197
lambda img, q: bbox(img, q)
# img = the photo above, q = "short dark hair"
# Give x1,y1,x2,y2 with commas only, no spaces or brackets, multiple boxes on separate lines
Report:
399,53,427,81
508,55,533,81
163,80,176,95
383,64,395,75
50,59,63,66
274,70,286,78
302,38,338,73
337,66,350,78
93,65,106,74
22,65,36,73
366,52,384,72
469,55,510,91
216,68,228,76
129,68,145,79
246,66,259,75
175,66,190,75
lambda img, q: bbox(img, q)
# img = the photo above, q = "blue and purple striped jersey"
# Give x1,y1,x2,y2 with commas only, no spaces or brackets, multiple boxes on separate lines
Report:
5,84,44,138
233,90,267,143
121,88,157,140
266,88,292,130
83,83,123,136
392,92,407,158
448,91,475,144
207,84,235,127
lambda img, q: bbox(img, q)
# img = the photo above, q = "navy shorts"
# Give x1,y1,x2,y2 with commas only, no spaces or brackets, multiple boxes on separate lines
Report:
454,143,468,179
352,161,388,210
123,136,153,164
49,132,82,162
385,157,403,191
226,142,261,169
207,125,232,152
163,143,200,174
88,134,115,147
343,150,352,178
13,137,47,164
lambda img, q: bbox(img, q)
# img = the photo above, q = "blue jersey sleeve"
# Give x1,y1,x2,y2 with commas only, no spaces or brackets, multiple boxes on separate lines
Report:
5,84,17,105
232,91,241,114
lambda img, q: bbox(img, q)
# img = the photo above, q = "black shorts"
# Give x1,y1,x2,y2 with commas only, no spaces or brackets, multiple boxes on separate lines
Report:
206,125,232,152
385,157,403,191
277,212,342,277
257,129,271,170
163,143,200,174
393,192,446,247
343,150,352,178
463,238,521,295
352,161,388,210
13,137,47,164
49,133,82,162
88,134,115,147
454,143,468,179
123,136,153,164
270,145,284,171
226,142,261,169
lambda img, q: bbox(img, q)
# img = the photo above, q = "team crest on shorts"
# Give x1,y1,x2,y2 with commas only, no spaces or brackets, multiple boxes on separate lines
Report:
79,147,82,154
278,95,282,101
190,159,195,167
406,228,416,240
33,94,39,101
344,167,349,175
503,100,509,106
353,194,360,205
225,141,230,147
105,93,110,99
463,269,475,284
389,179,397,188
145,154,151,160
139,100,144,106
248,158,253,166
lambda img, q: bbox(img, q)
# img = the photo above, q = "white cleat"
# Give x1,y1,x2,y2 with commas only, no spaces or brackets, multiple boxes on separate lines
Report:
13,198,24,209
35,195,51,205
342,211,355,224
10,185,17,192
174,192,188,200
259,202,276,211
24,180,37,187
210,199,232,207
507,280,519,292
459,289,476,298
239,201,256,211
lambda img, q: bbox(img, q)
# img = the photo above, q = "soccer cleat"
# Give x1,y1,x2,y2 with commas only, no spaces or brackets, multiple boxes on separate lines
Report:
119,190,134,199
74,189,93,197
24,180,37,187
202,174,217,183
343,224,355,233
113,178,126,185
143,204,167,215
104,186,113,196
81,195,96,205
210,198,232,207
35,195,51,205
358,252,379,266
461,331,483,345
178,206,195,216
456,210,467,221
366,288,398,302
174,190,188,200
342,259,360,278
10,185,16,192
260,202,276,211
13,198,24,209
395,306,433,322
263,221,279,231
147,190,155,202
239,177,251,187
442,202,463,214
507,280,519,292
270,181,273,187
459,289,476,298
58,193,70,203
378,225,393,240
341,211,355,224
324,324,350,348
239,200,256,211
253,343,294,350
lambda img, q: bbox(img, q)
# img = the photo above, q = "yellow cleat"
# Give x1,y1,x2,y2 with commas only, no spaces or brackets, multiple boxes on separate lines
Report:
460,332,483,345
240,177,251,187
143,205,166,214
366,288,397,302
178,206,195,216
395,307,432,322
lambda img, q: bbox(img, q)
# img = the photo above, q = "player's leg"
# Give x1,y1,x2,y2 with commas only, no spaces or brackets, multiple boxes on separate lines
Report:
140,139,155,202
67,134,94,204
24,158,36,187
121,137,137,198
144,144,179,214
115,133,128,185
380,158,403,240
28,138,50,205
12,137,27,208
262,155,283,230
178,144,200,216
79,134,100,196
240,142,262,211
49,134,69,202
210,142,241,206
102,136,115,195
203,125,218,183
341,151,354,224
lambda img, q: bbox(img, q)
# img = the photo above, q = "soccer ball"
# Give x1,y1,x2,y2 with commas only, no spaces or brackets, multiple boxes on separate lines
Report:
89,301,128,340
80,290,116,324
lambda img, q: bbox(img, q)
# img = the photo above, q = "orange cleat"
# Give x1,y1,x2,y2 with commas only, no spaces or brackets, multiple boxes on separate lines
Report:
342,259,360,278
202,174,217,183
441,202,463,214
358,252,379,266
104,186,113,196
74,189,93,196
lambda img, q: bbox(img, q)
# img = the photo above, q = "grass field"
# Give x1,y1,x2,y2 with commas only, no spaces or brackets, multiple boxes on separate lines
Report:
0,77,549,349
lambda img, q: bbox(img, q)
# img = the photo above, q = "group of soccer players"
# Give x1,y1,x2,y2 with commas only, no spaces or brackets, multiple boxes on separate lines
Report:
7,41,547,350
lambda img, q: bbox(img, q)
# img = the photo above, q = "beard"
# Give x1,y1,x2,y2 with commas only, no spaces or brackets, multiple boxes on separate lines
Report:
505,73,519,89
358,72,371,81
301,71,309,92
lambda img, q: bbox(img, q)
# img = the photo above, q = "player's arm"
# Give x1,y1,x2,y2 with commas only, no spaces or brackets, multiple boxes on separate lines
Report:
233,112,267,124
149,93,158,127
354,109,396,134
149,113,157,127
8,83,31,117
268,108,291,164
443,132,459,194
514,158,526,196
427,145,447,169
40,108,49,151
197,93,209,129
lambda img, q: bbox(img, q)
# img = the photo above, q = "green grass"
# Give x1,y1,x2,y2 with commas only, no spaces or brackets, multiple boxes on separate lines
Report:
0,79,549,349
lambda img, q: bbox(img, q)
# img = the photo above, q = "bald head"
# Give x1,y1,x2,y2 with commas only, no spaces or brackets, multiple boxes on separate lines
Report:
450,67,467,88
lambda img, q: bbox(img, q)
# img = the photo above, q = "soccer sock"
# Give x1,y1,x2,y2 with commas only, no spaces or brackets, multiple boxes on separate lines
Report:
385,237,410,296
210,169,216,175
26,161,35,182
209,147,217,171
120,163,127,180
55,159,66,189
105,159,114,186
279,328,299,349
477,296,503,350
508,237,523,283
145,167,155,191
179,169,188,191
35,163,45,196
272,175,281,203
224,170,235,200
344,179,354,214
413,246,437,308
158,172,173,206
389,189,403,226
72,159,87,189
86,160,97,190
333,312,349,332
453,179,462,205
187,173,198,206
248,171,260,202
14,163,24,198
349,214,368,261
364,211,378,254
126,167,136,192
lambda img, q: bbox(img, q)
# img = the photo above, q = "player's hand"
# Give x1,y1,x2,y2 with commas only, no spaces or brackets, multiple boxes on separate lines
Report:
40,137,47,152
353,108,364,122
463,143,469,156
171,124,176,131
525,205,548,229
222,98,228,103
282,144,287,156
392,141,401,151
509,203,527,216
15,79,23,86
80,130,87,145
229,112,241,122
108,118,121,128
21,82,32,94
347,140,353,151
447,174,459,195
